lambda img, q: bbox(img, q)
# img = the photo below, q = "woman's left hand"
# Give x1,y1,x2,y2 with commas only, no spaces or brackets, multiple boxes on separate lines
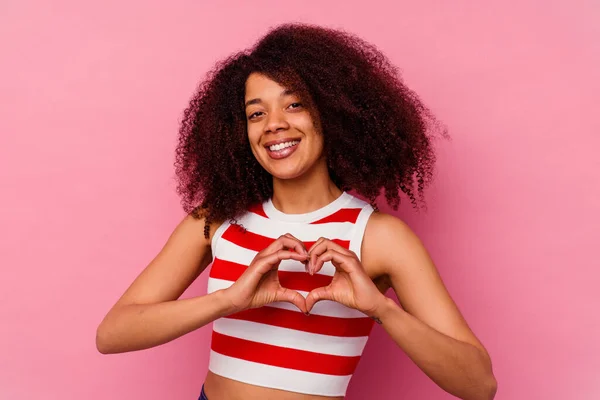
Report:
305,238,387,316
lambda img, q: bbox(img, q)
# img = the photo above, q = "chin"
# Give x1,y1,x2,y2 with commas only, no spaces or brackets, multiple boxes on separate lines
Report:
268,168,305,181
262,161,307,181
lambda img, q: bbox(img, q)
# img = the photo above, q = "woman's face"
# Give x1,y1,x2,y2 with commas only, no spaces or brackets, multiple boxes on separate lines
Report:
245,72,324,180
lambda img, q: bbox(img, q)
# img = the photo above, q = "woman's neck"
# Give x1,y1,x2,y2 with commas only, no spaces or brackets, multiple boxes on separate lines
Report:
271,160,343,215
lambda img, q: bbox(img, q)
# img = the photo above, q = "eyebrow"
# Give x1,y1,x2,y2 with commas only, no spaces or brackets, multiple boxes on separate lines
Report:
245,89,296,108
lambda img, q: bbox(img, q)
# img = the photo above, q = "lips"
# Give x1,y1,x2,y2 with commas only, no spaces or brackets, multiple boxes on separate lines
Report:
264,138,301,160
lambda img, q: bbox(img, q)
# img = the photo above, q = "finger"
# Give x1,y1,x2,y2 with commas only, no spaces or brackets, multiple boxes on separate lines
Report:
308,238,354,274
310,236,326,251
265,234,308,256
308,238,327,274
284,233,308,253
280,234,311,273
275,287,308,314
314,249,357,275
283,233,310,260
305,286,333,314
309,237,354,257
254,249,308,275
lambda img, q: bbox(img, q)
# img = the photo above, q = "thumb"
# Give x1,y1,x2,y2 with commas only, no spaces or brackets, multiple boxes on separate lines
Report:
275,287,308,314
305,286,333,314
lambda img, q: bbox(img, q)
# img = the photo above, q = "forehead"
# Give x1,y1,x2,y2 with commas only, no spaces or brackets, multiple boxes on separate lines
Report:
244,73,292,100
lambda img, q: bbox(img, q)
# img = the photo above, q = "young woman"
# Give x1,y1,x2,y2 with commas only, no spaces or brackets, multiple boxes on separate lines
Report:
97,23,497,400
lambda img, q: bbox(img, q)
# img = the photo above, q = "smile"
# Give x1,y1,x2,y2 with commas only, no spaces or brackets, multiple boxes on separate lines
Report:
264,139,301,160
268,140,299,152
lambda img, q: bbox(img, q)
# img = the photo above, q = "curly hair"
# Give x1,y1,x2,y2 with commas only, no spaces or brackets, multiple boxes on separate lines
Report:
175,23,446,238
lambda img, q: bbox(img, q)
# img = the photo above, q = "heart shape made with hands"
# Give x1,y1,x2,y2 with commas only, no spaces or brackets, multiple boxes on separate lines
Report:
274,260,331,314
274,237,371,315
228,232,380,315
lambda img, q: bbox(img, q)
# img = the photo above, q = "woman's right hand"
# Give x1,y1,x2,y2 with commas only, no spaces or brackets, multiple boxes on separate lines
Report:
223,233,309,314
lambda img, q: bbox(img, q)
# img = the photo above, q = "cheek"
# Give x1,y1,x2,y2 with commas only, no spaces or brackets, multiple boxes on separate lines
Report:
247,128,266,164
246,125,261,146
314,137,325,158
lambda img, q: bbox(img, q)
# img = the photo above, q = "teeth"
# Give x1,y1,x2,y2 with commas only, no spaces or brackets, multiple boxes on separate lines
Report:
269,140,299,152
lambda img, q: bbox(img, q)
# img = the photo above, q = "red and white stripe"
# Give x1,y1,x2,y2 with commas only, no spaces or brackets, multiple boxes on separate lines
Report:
206,192,375,396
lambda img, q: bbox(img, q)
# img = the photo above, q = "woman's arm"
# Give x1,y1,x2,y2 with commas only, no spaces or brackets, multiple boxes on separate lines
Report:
304,213,497,400
96,214,232,354
371,298,496,400
96,217,311,354
362,213,497,400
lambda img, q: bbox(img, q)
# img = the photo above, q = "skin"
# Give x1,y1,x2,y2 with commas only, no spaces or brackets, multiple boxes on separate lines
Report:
244,73,339,214
96,72,497,400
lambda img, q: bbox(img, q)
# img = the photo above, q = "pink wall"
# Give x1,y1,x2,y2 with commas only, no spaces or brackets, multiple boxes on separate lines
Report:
1,1,598,399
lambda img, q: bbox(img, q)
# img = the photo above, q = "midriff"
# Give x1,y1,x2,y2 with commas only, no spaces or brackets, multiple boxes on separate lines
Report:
203,371,344,400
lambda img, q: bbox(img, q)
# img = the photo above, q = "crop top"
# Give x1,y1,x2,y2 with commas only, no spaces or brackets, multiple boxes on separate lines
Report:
206,191,376,397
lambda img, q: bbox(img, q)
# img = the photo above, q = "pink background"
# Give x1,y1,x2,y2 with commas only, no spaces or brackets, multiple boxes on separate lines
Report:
1,1,598,399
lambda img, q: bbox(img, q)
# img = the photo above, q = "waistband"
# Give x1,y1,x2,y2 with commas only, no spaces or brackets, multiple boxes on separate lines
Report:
198,384,208,400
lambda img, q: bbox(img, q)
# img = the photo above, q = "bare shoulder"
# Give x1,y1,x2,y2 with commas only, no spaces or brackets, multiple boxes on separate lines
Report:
175,212,224,248
361,211,424,274
363,211,417,245
362,211,487,354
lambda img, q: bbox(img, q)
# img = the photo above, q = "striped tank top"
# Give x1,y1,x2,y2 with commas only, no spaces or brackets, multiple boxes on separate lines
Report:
206,191,376,397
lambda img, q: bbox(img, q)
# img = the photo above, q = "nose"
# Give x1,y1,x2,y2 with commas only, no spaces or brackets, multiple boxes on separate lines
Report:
264,109,290,133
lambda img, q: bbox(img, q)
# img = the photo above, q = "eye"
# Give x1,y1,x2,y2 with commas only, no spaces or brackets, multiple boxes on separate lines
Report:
247,111,263,120
288,102,303,110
